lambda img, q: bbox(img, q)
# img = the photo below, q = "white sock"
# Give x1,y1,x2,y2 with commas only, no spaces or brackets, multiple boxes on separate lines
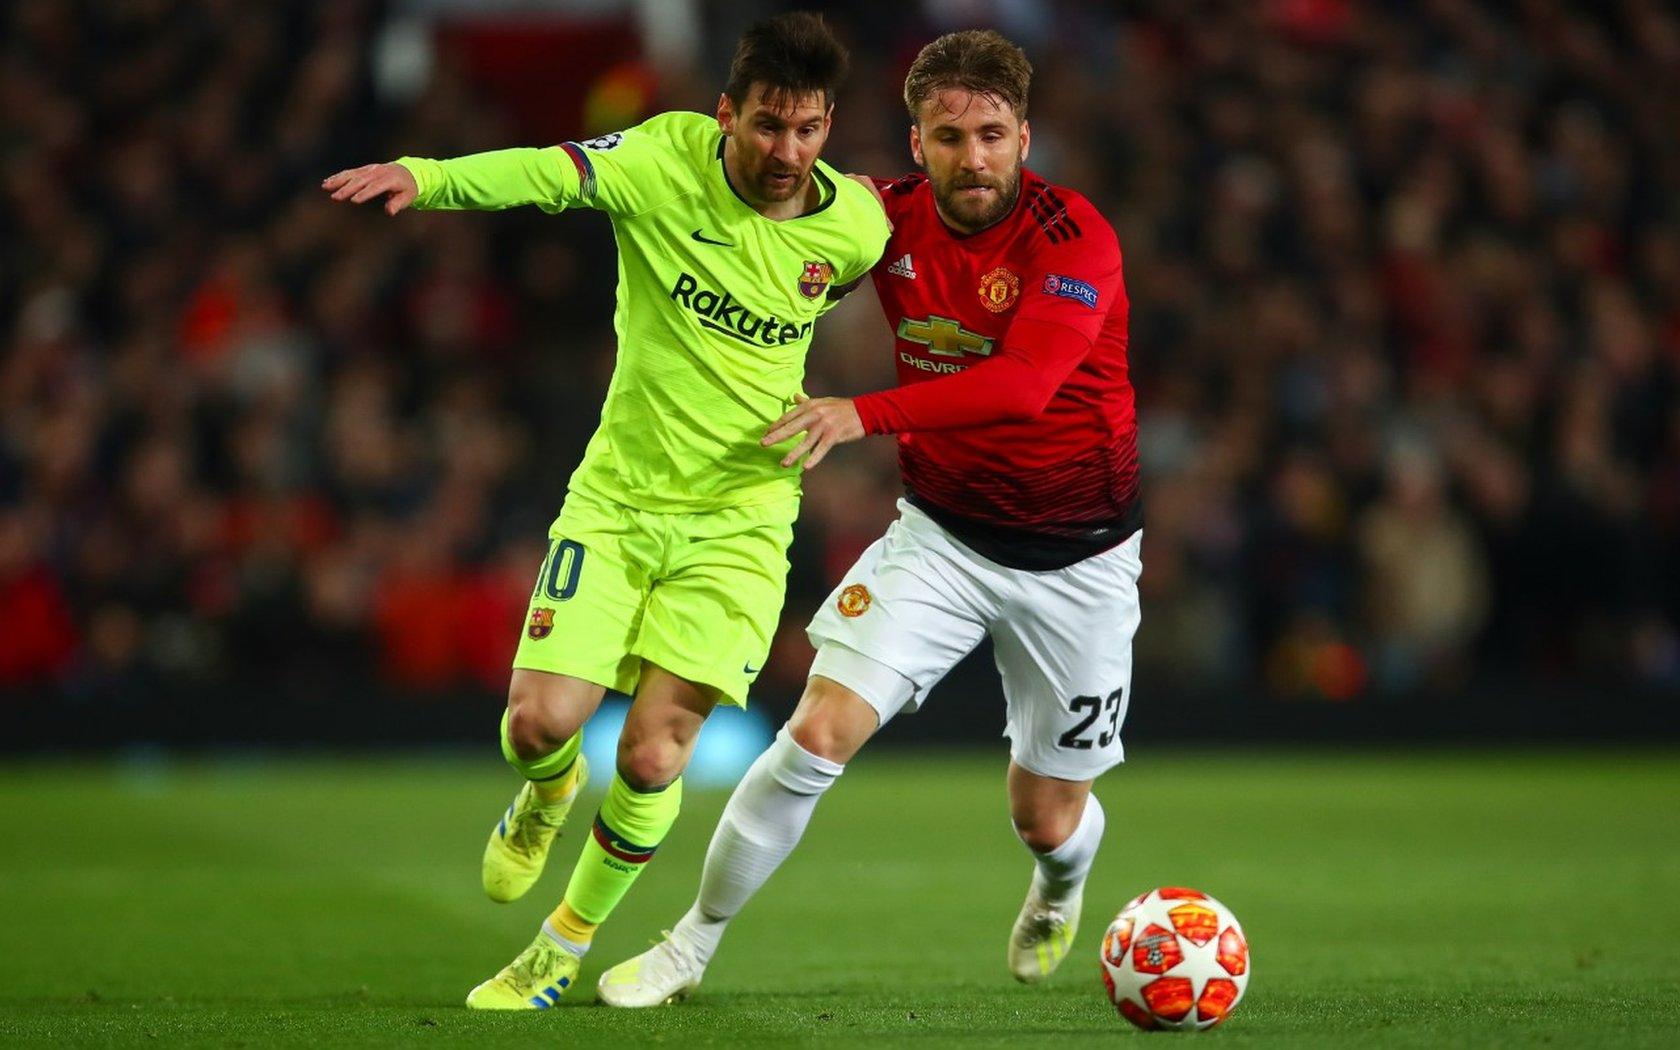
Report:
1025,793,1105,908
670,726,843,965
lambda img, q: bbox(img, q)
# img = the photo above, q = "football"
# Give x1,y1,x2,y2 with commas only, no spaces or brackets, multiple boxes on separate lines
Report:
1099,887,1250,1030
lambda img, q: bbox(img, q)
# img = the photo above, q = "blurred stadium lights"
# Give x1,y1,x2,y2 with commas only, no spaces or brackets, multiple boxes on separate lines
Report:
579,698,775,789
920,0,1057,50
375,0,700,111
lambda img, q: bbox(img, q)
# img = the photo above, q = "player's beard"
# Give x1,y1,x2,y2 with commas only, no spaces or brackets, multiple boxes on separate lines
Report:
750,158,810,203
932,161,1022,233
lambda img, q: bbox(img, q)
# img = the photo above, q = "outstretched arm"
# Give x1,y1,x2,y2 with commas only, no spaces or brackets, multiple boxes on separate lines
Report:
761,317,1091,471
851,318,1093,433
322,147,580,214
772,190,1126,471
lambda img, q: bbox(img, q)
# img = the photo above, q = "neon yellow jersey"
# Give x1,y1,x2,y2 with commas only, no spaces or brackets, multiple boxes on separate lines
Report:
397,112,890,518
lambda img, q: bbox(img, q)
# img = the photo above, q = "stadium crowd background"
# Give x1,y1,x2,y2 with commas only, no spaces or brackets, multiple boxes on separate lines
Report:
2,0,1677,735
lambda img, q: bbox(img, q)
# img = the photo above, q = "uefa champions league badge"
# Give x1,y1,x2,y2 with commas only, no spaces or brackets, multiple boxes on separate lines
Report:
1043,273,1100,309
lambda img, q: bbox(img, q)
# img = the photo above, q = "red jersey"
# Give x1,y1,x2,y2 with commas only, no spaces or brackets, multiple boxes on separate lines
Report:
852,170,1140,570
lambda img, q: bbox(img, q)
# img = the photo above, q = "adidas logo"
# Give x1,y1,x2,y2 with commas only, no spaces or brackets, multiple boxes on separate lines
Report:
887,253,917,279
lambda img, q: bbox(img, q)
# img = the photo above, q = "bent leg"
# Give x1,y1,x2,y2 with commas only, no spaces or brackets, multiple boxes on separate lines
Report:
600,506,994,1001
1008,761,1103,900
550,662,718,950
481,670,607,904
669,651,904,966
1005,759,1106,982
503,668,606,785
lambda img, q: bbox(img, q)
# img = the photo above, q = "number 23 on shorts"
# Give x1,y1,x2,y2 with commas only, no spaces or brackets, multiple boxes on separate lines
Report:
1057,686,1125,750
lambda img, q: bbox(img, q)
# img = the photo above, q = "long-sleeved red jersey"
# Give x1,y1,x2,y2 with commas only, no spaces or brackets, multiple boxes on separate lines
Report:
853,170,1140,570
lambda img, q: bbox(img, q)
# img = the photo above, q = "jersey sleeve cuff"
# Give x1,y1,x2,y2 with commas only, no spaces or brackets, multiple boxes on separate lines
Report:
853,392,891,435
393,156,441,206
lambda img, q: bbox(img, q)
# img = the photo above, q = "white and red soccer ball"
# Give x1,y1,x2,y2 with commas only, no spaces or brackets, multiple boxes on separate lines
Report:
1099,887,1250,1031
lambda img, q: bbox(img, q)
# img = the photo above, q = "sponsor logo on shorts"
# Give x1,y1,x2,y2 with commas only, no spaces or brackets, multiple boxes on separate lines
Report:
978,266,1020,313
528,607,555,640
837,583,872,618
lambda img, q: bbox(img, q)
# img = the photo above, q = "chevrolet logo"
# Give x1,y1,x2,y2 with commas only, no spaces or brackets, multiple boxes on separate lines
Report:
896,315,994,358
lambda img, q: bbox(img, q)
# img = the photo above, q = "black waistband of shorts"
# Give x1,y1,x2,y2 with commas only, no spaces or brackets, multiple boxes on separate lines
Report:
907,493,1143,572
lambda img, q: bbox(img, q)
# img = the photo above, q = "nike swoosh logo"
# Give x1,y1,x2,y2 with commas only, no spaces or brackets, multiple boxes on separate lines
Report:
691,229,734,247
742,662,760,675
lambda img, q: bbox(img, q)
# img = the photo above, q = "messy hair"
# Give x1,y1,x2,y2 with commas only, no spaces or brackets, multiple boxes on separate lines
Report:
903,29,1032,121
725,12,850,110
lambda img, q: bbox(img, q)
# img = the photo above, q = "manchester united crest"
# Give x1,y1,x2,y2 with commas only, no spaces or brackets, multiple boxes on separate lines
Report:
528,607,555,640
798,259,834,300
978,267,1020,312
837,583,872,618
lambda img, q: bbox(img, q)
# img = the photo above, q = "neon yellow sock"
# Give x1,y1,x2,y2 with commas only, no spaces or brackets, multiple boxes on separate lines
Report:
557,773,684,927
499,709,581,783
532,759,582,806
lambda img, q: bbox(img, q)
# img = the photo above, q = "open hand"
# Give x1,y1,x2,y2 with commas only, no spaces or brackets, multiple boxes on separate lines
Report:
321,163,418,215
763,395,865,471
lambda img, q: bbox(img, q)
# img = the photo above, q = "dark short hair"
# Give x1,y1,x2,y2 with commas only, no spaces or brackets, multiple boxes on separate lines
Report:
903,29,1032,121
725,12,849,111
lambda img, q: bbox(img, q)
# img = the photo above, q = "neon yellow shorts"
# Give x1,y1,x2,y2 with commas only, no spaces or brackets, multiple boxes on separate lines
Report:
512,488,794,706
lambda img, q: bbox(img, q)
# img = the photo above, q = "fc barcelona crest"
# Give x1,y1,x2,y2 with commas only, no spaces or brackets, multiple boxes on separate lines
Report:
798,259,834,299
528,607,555,640
978,267,1020,313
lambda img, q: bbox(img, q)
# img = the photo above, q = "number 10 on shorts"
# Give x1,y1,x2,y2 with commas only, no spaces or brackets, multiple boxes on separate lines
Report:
1057,687,1124,750
536,539,585,602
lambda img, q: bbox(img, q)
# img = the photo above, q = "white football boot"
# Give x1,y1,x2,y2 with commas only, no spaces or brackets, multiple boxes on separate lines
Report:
1008,881,1082,983
597,931,707,1007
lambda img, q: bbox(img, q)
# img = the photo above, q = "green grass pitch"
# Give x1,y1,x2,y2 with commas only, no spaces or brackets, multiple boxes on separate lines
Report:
1,747,1676,1047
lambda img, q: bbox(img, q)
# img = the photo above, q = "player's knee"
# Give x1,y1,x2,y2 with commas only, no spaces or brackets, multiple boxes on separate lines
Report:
1013,807,1081,855
787,678,877,763
505,688,580,762
787,695,876,763
787,714,850,764
505,703,557,762
616,737,681,792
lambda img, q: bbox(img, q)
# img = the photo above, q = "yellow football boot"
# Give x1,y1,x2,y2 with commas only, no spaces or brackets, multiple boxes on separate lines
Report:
482,756,587,903
465,927,584,1010
1008,882,1081,983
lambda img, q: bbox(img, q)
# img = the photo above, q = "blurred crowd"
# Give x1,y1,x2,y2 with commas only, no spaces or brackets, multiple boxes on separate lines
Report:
3,0,1678,712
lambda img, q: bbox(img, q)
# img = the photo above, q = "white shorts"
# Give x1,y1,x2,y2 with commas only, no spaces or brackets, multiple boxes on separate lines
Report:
806,499,1143,781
